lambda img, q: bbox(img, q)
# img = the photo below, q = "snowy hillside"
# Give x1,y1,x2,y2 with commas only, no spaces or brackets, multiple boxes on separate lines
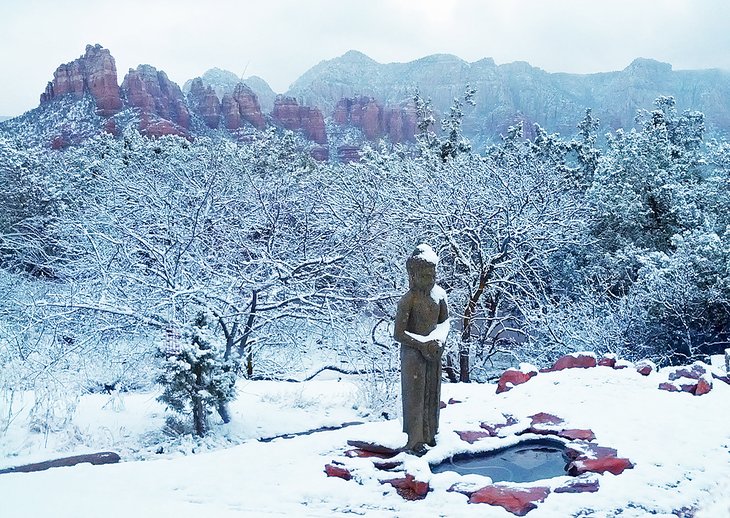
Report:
1,360,728,517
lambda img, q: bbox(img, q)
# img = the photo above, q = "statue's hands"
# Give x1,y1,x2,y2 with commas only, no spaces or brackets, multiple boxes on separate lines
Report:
422,339,443,362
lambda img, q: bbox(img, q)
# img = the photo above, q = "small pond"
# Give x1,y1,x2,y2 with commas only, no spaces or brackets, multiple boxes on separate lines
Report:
431,438,569,483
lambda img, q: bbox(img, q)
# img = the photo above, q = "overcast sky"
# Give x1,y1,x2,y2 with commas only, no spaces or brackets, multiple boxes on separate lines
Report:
1,0,729,116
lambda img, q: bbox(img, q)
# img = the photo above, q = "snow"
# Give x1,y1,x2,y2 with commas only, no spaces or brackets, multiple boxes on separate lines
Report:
414,243,439,265
1,367,729,517
404,319,450,344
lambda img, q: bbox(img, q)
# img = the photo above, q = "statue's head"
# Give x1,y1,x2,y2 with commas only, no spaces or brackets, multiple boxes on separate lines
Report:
406,244,438,292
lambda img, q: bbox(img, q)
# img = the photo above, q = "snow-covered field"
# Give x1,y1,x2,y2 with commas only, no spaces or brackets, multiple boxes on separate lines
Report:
1,364,729,517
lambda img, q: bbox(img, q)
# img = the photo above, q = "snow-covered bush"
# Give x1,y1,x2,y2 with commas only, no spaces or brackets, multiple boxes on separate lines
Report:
157,313,235,437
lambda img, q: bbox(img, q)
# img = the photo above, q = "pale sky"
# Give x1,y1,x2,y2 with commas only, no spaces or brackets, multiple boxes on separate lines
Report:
1,0,729,116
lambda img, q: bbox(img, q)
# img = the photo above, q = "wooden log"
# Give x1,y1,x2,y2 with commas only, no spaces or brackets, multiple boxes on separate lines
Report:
0,451,120,475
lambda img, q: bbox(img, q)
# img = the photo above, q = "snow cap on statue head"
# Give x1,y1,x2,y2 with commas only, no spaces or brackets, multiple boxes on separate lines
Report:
406,243,439,271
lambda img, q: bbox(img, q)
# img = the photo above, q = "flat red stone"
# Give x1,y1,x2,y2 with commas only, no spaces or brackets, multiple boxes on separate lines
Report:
496,369,537,393
325,463,352,480
558,429,596,441
694,378,712,395
567,457,634,476
344,448,395,459
555,478,600,493
668,364,707,381
456,430,491,444
659,382,680,392
448,398,463,405
543,354,597,372
598,356,617,367
382,474,429,500
636,362,654,376
565,441,618,461
530,412,564,426
468,485,550,516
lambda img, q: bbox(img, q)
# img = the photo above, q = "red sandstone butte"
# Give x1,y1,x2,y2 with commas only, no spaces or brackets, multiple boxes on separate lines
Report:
382,474,429,500
122,65,191,131
567,457,634,476
324,463,352,481
233,83,266,130
272,95,327,144
40,44,123,116
496,369,537,394
468,485,550,516
188,77,221,129
334,96,417,143
543,353,597,372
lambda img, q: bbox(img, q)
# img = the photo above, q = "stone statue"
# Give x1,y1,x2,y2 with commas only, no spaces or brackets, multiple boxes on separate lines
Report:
394,244,449,455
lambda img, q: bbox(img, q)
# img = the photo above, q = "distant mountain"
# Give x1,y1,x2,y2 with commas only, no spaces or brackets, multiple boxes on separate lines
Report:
11,44,730,161
288,51,730,142
183,69,277,113
0,116,12,122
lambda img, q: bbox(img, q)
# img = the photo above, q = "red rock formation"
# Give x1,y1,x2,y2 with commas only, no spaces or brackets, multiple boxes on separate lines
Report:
333,96,418,143
221,94,241,130
121,65,191,129
40,44,122,116
337,145,362,163
233,83,266,130
137,114,188,139
188,78,221,129
272,96,326,144
310,146,329,161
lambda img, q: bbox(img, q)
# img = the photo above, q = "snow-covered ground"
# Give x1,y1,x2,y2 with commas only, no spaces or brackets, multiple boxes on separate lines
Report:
1,364,729,517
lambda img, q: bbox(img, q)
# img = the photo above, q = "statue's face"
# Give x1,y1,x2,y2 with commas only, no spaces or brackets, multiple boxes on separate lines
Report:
410,264,436,292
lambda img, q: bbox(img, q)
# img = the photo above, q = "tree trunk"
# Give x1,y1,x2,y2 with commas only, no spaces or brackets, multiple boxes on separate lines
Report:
443,352,458,383
459,340,470,383
217,402,231,424
192,396,207,436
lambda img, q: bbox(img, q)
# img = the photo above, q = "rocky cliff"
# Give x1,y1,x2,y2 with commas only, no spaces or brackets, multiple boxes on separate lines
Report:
288,51,730,141
40,44,123,117
121,64,191,133
333,96,417,142
272,96,327,144
183,69,277,113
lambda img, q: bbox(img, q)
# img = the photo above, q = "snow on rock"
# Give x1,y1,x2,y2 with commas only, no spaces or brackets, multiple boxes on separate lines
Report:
381,473,430,500
567,457,634,476
554,475,600,494
3,362,730,517
324,463,352,480
542,352,597,372
598,353,618,367
636,359,657,376
458,484,551,516
497,366,538,393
